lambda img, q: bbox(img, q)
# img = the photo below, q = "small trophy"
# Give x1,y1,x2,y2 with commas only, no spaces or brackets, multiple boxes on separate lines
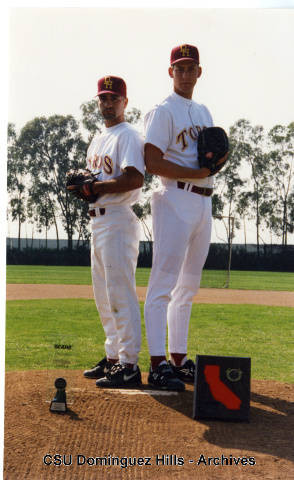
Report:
50,378,67,413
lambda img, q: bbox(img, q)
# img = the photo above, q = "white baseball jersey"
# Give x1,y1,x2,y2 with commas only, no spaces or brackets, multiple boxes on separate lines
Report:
87,121,145,208
144,91,214,188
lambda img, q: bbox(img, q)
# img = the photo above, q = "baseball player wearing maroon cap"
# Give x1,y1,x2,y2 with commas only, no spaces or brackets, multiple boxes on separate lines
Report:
144,44,227,391
83,75,145,388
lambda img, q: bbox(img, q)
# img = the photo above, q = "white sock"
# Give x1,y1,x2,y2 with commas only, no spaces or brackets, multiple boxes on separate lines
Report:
180,355,188,366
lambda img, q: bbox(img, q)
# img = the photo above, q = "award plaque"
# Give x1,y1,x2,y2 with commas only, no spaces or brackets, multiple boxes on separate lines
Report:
193,354,251,422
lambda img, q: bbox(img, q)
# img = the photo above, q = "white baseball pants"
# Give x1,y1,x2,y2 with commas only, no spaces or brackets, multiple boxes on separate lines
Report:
144,187,212,356
91,205,141,364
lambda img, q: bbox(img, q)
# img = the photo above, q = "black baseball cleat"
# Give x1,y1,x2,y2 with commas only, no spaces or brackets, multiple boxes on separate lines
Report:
96,363,142,388
168,359,195,383
83,357,113,379
148,363,185,391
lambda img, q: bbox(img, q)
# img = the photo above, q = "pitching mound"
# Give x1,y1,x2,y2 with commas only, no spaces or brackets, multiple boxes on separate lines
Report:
4,370,294,479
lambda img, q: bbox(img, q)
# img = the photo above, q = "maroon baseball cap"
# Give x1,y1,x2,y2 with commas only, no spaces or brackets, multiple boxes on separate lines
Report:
170,44,200,65
97,76,127,98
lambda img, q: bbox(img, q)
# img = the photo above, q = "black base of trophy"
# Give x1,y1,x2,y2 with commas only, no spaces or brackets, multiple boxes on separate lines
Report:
49,377,67,414
193,355,251,422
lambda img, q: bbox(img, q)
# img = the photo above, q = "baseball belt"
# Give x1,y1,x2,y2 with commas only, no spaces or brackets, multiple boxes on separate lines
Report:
177,181,213,197
89,208,106,217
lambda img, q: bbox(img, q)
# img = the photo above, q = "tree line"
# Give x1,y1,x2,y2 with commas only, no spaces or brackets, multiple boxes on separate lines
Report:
214,119,294,253
7,99,294,251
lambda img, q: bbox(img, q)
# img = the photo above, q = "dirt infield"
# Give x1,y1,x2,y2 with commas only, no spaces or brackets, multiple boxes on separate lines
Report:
6,284,294,306
4,371,294,480
4,285,294,479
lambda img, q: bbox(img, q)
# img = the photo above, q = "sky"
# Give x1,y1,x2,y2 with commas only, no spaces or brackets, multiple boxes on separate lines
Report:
7,7,294,135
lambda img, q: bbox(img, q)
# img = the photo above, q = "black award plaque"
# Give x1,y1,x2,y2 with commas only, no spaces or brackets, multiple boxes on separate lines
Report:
193,355,251,422
50,377,67,413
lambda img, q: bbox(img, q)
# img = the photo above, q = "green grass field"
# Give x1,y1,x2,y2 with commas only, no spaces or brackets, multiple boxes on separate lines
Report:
6,265,294,290
5,299,294,383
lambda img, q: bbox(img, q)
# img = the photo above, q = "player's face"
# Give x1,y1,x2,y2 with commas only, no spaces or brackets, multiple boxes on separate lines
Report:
168,60,202,99
98,93,128,127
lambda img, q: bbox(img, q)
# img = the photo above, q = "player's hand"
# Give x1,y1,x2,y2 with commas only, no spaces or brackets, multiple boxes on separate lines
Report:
215,151,229,166
66,169,99,202
67,181,102,195
199,152,228,177
197,166,211,178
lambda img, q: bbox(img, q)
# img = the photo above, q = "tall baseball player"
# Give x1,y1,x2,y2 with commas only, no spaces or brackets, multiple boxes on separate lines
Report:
74,76,145,388
144,44,228,391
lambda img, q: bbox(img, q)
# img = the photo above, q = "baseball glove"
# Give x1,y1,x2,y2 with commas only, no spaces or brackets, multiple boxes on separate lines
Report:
198,127,229,176
66,169,99,203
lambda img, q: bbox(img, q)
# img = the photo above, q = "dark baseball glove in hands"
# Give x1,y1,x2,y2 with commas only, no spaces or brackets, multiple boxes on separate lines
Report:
198,127,229,176
66,169,99,203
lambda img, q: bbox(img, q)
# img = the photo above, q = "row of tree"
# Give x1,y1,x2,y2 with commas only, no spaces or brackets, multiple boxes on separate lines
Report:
214,119,294,253
7,98,294,251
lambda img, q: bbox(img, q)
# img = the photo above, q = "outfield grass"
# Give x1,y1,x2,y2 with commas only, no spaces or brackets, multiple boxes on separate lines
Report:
5,299,294,383
6,265,294,290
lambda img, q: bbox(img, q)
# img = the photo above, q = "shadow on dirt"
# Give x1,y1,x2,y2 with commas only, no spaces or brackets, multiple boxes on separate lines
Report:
150,388,294,463
66,408,82,421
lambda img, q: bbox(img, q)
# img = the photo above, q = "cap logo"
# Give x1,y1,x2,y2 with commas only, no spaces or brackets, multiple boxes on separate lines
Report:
104,77,113,89
180,45,190,57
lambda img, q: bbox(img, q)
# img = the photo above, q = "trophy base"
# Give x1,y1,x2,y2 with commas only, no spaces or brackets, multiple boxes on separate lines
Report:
50,401,67,413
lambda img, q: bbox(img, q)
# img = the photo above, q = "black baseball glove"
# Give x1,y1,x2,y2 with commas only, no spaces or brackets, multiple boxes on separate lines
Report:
66,169,99,203
198,127,229,176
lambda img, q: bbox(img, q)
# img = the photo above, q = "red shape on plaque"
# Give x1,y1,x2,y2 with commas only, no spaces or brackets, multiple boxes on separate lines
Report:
204,365,241,410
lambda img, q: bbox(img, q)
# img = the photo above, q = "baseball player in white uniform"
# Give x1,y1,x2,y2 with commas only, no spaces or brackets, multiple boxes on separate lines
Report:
144,44,228,391
82,76,145,388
